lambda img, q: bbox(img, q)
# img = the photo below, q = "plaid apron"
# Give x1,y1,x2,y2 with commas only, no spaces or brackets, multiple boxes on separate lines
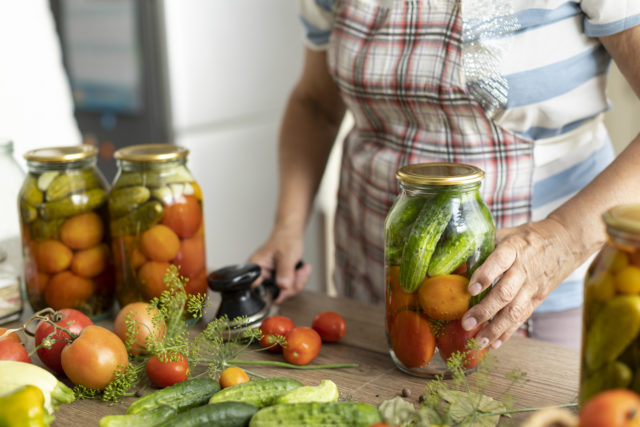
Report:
329,0,534,303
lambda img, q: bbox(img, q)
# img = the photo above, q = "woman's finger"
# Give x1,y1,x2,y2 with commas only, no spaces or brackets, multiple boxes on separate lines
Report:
468,240,518,297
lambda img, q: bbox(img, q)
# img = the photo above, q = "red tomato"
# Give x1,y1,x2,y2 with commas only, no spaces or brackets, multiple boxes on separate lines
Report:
580,389,640,427
283,327,322,366
218,367,249,389
0,340,31,363
0,327,20,343
259,315,295,353
145,352,189,388
61,325,129,390
161,196,203,239
312,311,346,343
114,302,165,355
35,308,93,373
436,320,487,369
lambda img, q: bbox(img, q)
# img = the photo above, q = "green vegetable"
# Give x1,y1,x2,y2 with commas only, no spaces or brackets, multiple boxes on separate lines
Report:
209,377,301,408
585,295,640,371
37,171,59,192
109,186,151,217
39,188,107,220
249,402,382,426
22,174,43,206
275,379,339,404
99,405,176,427
385,195,427,265
46,169,100,201
110,200,163,238
0,360,75,414
580,361,632,404
158,402,257,427
427,228,475,277
114,166,193,188
126,378,220,415
29,218,65,241
20,200,38,223
399,193,452,292
0,384,54,427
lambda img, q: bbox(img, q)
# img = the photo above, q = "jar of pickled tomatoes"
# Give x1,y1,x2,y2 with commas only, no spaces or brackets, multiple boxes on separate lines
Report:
384,163,495,377
19,145,113,319
110,144,207,306
580,204,640,404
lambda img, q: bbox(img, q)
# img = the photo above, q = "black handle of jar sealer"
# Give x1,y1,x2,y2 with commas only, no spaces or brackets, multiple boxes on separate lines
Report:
255,260,305,303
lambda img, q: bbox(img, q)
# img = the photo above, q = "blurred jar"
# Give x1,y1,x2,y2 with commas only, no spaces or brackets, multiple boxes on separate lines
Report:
384,163,495,377
19,145,113,319
580,204,640,404
0,139,24,324
110,144,207,306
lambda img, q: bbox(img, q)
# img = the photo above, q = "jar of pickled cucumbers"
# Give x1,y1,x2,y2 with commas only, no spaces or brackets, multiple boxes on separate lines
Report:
580,204,640,404
19,145,113,319
384,163,495,377
110,144,207,306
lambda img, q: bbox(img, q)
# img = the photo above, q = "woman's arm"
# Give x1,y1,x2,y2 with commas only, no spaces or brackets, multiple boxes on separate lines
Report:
461,25,640,348
249,48,346,301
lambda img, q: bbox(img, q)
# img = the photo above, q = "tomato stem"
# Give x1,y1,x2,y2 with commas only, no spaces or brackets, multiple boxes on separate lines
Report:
226,359,359,370
21,308,79,340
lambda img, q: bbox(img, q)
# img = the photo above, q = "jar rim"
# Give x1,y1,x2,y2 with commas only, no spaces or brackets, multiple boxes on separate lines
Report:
23,144,97,163
396,162,485,186
114,144,188,162
603,204,640,235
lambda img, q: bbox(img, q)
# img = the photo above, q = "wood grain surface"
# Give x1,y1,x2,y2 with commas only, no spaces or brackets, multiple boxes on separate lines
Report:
8,291,580,425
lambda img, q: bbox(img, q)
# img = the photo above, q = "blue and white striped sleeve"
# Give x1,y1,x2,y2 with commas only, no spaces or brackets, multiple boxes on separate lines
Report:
580,0,640,37
298,0,337,50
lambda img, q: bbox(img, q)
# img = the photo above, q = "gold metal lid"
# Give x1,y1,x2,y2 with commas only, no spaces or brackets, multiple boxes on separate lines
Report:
23,145,97,163
603,204,640,235
396,162,485,185
114,144,189,162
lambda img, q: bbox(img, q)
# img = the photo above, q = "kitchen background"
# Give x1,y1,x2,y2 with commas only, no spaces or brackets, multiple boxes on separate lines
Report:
1,0,639,299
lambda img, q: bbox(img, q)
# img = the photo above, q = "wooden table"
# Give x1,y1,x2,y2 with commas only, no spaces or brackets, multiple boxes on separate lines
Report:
10,291,580,425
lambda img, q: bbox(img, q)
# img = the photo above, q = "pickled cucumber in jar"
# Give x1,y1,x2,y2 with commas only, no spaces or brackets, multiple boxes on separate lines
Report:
580,205,640,404
110,144,207,306
19,145,114,319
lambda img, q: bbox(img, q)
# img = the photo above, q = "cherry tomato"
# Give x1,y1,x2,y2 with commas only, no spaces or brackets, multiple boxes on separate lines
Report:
0,327,21,343
145,352,189,388
0,340,31,363
436,320,487,369
259,315,295,353
283,327,322,366
34,308,93,373
161,196,203,239
580,389,640,427
218,367,250,389
114,302,165,355
61,325,129,390
312,311,346,343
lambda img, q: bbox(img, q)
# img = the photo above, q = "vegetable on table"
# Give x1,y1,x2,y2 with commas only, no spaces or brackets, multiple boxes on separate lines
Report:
99,405,177,427
157,401,258,427
126,378,220,415
0,385,54,427
209,377,302,408
275,379,339,404
248,401,382,427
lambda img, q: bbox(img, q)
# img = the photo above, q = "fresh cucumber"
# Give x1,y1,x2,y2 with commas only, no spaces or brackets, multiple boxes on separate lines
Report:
249,401,382,426
275,379,339,404
99,405,176,427
126,378,220,415
158,401,257,427
209,377,301,408
384,195,427,265
399,193,452,292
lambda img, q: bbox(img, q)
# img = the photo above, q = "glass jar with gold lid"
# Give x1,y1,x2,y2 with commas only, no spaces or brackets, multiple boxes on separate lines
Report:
110,144,206,306
580,204,640,404
19,145,113,319
384,162,495,377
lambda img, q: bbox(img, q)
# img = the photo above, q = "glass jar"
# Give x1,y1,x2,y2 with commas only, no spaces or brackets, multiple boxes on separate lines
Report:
19,145,113,319
580,204,640,404
110,144,207,306
384,162,495,377
0,139,24,324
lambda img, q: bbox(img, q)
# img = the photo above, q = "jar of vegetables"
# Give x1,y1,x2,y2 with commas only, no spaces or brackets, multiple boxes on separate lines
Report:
384,163,495,377
19,145,113,319
580,204,640,404
110,144,207,306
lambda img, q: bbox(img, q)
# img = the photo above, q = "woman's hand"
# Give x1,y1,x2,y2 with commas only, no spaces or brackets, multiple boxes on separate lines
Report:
461,217,583,349
248,228,312,303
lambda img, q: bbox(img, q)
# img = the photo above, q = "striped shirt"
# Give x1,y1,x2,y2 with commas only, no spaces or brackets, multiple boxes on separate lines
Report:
300,0,640,312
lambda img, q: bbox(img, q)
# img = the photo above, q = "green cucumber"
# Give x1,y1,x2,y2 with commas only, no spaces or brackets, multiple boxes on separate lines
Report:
110,200,164,238
275,379,339,404
100,405,176,427
399,193,452,292
384,195,427,265
209,377,301,408
109,186,151,217
158,401,257,427
427,228,476,277
126,378,220,415
249,402,382,426
46,169,100,201
39,188,107,220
